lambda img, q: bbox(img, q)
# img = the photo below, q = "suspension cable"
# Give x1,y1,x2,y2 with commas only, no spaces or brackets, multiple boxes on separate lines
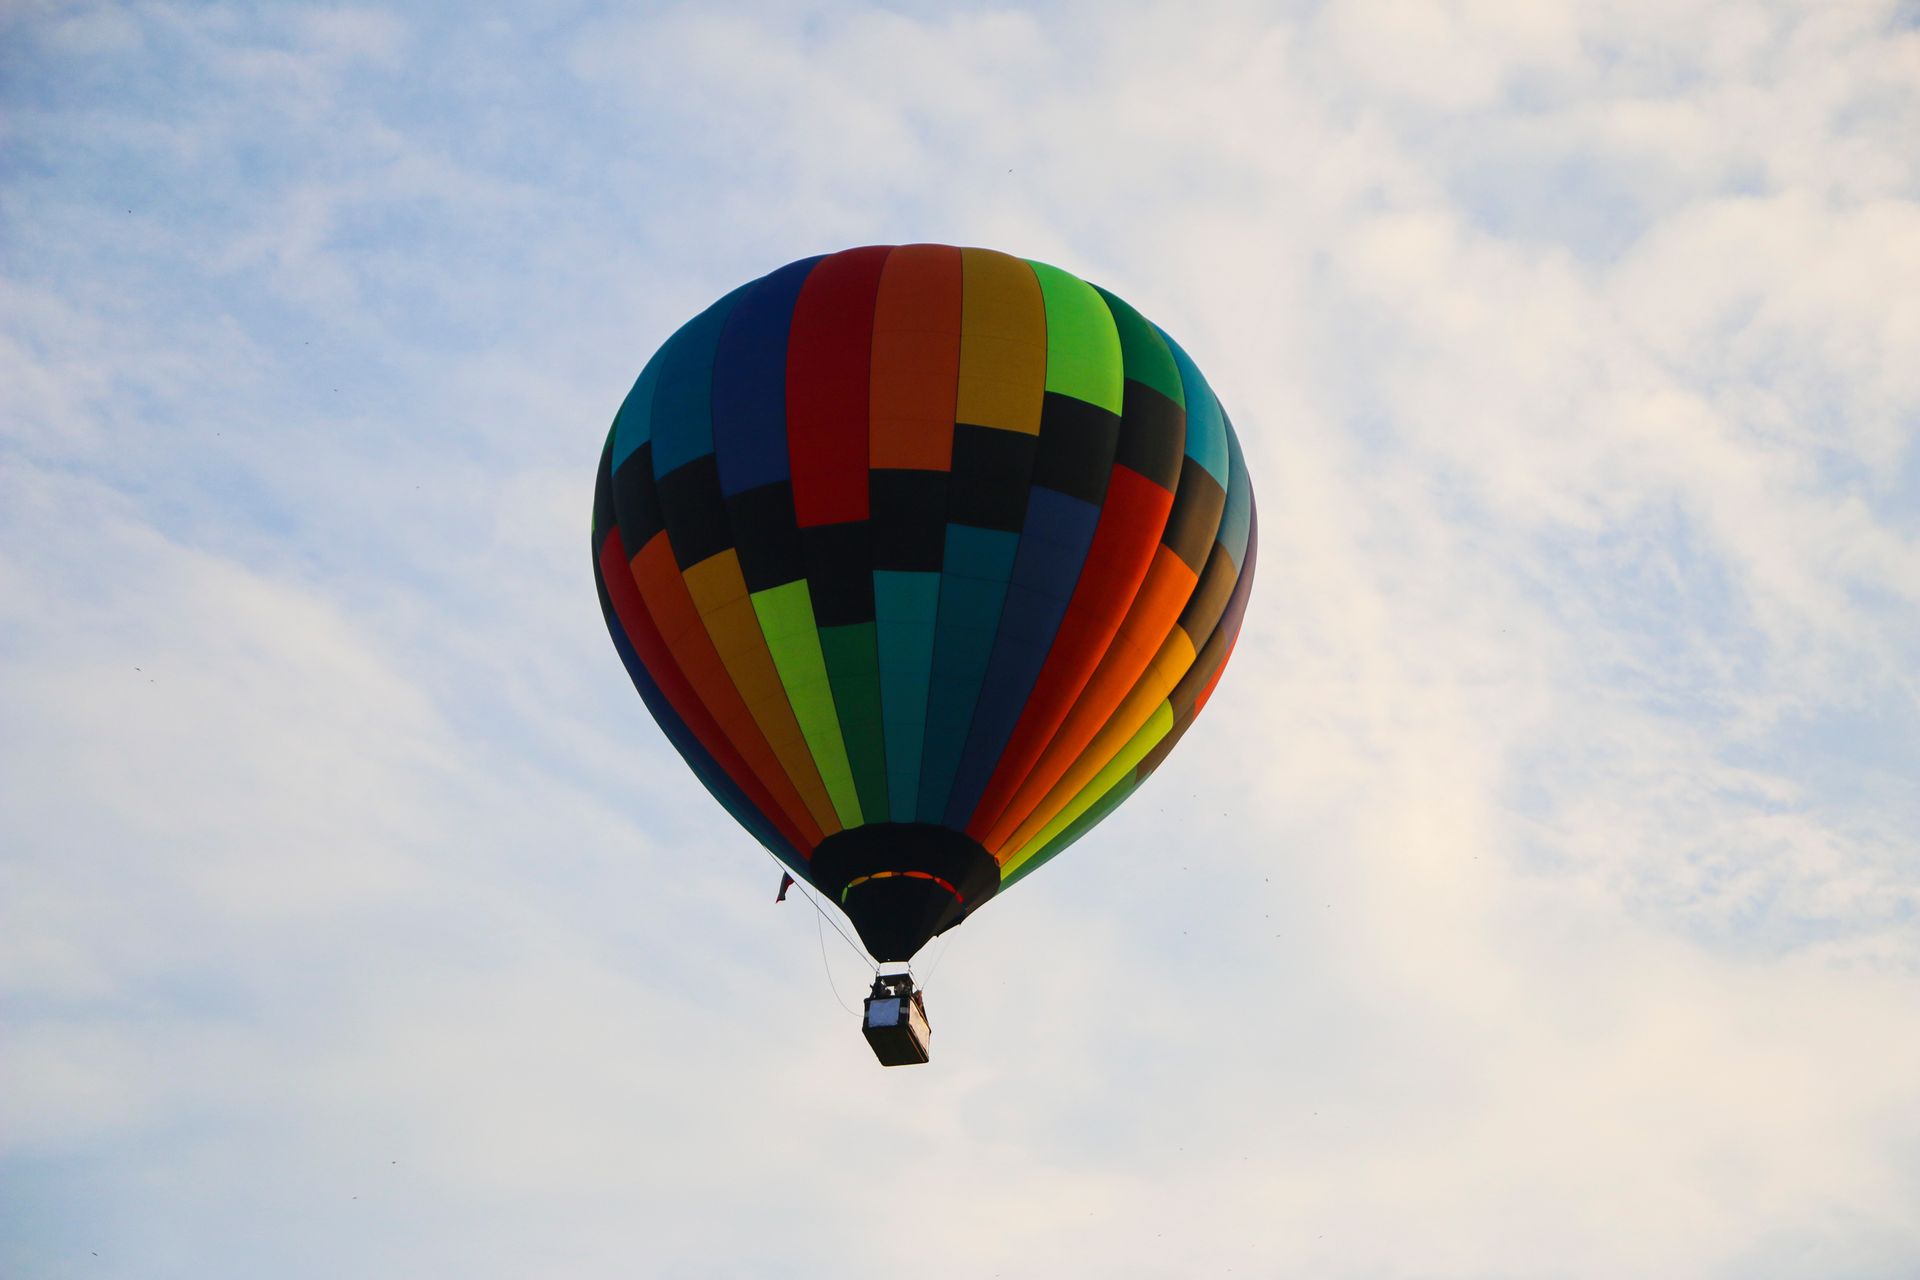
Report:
909,930,954,992
763,849,875,973
814,908,858,1015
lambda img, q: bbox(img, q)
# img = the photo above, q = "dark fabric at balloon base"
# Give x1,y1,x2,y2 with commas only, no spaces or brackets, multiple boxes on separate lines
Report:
808,823,1001,961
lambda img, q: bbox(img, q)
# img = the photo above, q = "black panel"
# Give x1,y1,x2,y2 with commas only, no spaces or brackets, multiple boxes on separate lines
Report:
1177,539,1239,639
844,879,957,965
1032,392,1120,505
947,423,1037,532
611,441,663,548
727,481,805,592
870,469,950,572
1113,381,1186,492
1171,502,1257,719
593,436,618,541
808,822,1002,961
655,454,732,570
1161,463,1227,574
803,521,876,626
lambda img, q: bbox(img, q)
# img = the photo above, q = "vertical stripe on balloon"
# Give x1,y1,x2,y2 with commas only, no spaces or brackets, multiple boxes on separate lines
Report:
978,332,1229,856
959,287,1180,840
788,246,893,824
998,415,1254,870
915,248,1046,822
868,244,964,821
939,263,1122,828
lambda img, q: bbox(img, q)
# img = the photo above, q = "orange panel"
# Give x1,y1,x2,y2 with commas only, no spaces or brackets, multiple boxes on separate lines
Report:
997,626,1197,856
870,244,963,471
628,536,825,846
982,545,1198,852
983,545,1190,855
601,529,814,857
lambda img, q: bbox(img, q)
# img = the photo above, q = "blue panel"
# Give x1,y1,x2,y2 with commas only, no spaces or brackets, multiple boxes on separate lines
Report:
651,284,750,478
593,544,802,870
941,488,1101,825
1217,417,1253,567
1159,327,1228,485
711,257,821,496
941,632,1051,826
990,582,1064,646
874,570,940,823
1013,490,1101,592
916,525,1019,820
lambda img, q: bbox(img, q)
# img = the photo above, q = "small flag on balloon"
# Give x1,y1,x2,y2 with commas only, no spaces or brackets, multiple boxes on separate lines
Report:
776,872,794,902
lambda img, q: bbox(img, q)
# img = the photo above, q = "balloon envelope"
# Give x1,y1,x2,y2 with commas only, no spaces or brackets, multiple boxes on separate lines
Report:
592,245,1255,961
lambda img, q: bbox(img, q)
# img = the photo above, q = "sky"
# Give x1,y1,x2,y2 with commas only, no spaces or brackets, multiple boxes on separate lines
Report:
3,1,1918,1276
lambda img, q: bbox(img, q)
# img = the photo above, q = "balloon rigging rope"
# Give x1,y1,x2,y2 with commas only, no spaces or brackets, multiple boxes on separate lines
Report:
768,852,879,982
910,930,953,991
814,908,859,1015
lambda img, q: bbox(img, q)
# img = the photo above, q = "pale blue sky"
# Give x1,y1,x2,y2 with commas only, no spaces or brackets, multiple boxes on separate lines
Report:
4,4,1918,1278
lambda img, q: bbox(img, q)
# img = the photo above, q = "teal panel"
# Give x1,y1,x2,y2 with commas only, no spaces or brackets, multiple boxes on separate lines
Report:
610,342,666,470
917,525,1020,821
1158,327,1228,485
943,523,1020,581
1217,417,1253,566
651,283,750,477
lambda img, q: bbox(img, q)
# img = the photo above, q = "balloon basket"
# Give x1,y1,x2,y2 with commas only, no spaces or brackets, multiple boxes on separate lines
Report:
862,972,931,1066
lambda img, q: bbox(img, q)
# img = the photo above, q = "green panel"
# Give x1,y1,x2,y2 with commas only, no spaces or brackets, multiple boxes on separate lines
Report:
749,580,863,826
1005,698,1175,873
818,621,890,824
1094,286,1184,407
875,570,940,823
1028,260,1124,413
1002,772,1140,890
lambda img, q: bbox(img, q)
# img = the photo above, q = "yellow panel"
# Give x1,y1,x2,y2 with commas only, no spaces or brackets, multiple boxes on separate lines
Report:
683,551,751,614
707,598,787,706
1001,700,1176,876
955,248,1046,435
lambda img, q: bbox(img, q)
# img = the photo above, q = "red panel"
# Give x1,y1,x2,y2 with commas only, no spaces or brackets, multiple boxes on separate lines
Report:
789,246,891,527
600,529,816,855
963,465,1173,840
627,533,826,848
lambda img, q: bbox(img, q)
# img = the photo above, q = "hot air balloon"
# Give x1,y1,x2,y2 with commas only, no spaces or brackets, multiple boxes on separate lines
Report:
591,245,1255,1062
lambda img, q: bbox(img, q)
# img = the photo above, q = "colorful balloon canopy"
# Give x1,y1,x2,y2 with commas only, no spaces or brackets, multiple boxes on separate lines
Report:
592,245,1256,961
